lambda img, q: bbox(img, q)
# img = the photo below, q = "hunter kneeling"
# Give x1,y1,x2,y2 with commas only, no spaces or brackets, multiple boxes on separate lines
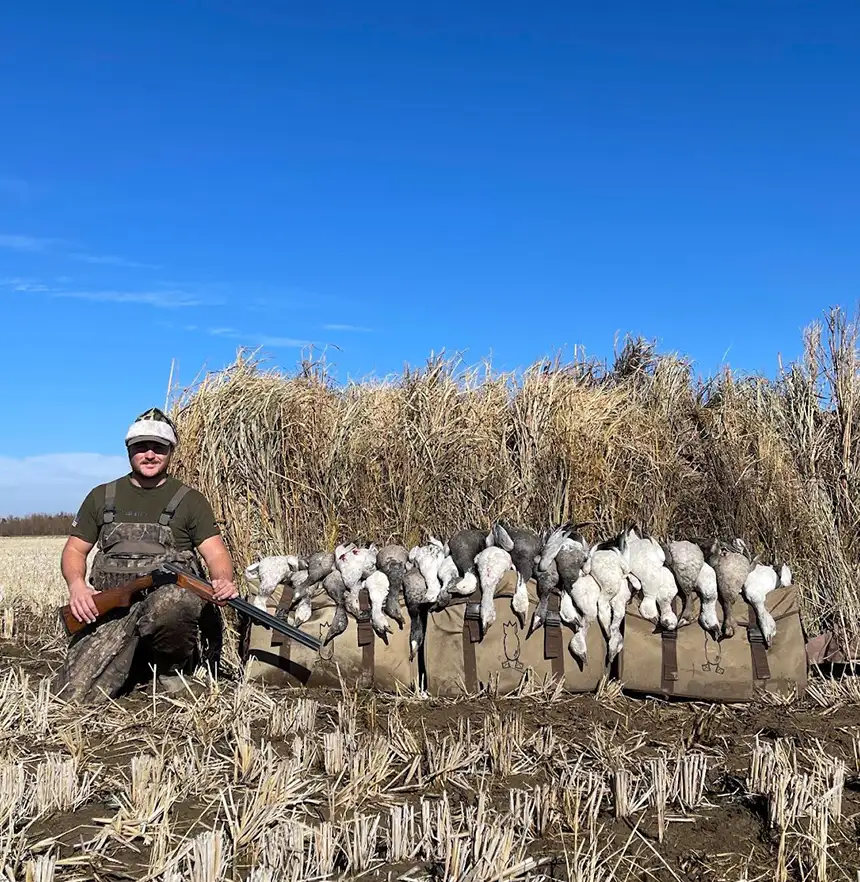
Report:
52,408,238,703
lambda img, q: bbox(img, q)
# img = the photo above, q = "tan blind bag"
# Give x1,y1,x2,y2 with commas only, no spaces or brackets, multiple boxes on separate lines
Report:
423,571,609,697
617,585,807,702
244,582,420,691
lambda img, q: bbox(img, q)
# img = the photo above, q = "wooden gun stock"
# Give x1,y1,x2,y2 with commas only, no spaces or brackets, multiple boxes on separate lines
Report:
59,562,323,654
60,573,157,636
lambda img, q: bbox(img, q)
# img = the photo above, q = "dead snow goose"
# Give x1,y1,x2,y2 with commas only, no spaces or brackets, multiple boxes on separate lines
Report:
537,524,572,573
491,524,541,628
529,558,560,636
408,539,446,604
537,522,592,573
244,554,300,611
623,526,678,630
293,594,313,628
293,578,326,629
322,570,348,645
663,540,705,627
433,555,461,609
376,545,409,629
474,545,515,633
307,551,335,585
402,568,431,659
586,533,633,662
559,588,581,628
363,570,393,643
707,540,753,639
568,573,601,665
694,561,721,641
447,527,488,593
742,562,791,647
530,533,589,636
555,536,590,590
335,542,378,590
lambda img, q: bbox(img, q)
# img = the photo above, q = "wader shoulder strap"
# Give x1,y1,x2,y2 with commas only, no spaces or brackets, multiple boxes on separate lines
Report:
462,588,482,693
747,603,771,681
356,587,375,687
661,629,678,694
543,592,565,681
102,481,118,525
159,485,192,526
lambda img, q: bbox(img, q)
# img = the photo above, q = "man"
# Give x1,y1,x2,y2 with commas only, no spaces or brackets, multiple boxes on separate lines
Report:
52,407,239,703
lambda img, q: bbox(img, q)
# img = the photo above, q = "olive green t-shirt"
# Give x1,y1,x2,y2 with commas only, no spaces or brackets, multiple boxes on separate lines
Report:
70,474,220,551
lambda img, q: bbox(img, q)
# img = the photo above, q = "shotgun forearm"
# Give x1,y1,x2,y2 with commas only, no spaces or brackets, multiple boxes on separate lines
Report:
59,574,156,636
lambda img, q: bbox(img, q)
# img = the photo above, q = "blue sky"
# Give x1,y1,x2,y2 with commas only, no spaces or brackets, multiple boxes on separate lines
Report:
1,1,858,515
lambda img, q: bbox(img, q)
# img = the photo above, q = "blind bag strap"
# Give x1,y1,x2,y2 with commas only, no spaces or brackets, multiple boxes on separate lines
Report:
543,592,565,681
661,628,679,694
747,603,772,681
357,587,375,687
462,588,483,693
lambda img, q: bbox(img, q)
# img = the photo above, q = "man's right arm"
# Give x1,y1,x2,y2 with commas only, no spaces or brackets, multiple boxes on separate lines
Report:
62,536,100,624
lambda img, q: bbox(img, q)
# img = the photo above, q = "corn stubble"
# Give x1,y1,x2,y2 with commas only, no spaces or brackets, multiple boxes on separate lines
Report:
0,657,855,880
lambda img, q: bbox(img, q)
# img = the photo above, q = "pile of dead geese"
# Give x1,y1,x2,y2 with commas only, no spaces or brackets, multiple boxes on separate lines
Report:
244,524,792,663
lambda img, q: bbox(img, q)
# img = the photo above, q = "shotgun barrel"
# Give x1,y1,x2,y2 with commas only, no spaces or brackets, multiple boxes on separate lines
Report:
159,562,323,652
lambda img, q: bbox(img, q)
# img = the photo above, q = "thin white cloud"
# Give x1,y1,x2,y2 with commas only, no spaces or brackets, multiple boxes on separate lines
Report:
323,323,374,333
204,326,312,348
0,453,128,517
51,288,205,308
0,233,53,252
0,277,50,292
70,252,161,270
0,277,208,308
258,335,314,348
0,231,159,269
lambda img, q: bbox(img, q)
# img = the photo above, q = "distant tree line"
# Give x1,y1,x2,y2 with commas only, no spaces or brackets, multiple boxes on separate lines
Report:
0,513,75,537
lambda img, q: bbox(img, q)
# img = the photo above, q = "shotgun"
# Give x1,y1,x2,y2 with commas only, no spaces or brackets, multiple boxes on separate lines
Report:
59,562,323,652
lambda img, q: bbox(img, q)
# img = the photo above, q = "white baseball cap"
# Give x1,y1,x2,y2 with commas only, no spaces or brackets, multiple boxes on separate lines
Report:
125,407,179,448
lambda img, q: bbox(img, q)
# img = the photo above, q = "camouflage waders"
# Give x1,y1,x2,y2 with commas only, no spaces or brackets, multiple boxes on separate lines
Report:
52,481,222,704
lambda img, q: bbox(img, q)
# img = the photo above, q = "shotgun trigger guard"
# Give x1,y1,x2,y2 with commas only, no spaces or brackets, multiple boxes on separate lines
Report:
152,568,179,587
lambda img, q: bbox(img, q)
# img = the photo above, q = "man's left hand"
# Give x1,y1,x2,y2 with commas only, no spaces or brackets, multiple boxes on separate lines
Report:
211,578,239,603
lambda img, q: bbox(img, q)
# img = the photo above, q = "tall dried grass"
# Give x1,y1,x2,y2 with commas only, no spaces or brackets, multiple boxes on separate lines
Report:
171,306,860,653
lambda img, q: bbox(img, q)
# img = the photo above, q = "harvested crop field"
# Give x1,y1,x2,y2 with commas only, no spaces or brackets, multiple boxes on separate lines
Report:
4,314,860,880
2,537,860,881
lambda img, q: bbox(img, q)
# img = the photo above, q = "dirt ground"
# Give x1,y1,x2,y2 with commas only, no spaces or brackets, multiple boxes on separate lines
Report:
1,638,859,882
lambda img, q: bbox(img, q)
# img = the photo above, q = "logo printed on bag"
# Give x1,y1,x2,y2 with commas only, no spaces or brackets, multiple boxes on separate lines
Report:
701,635,725,675
502,621,523,671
